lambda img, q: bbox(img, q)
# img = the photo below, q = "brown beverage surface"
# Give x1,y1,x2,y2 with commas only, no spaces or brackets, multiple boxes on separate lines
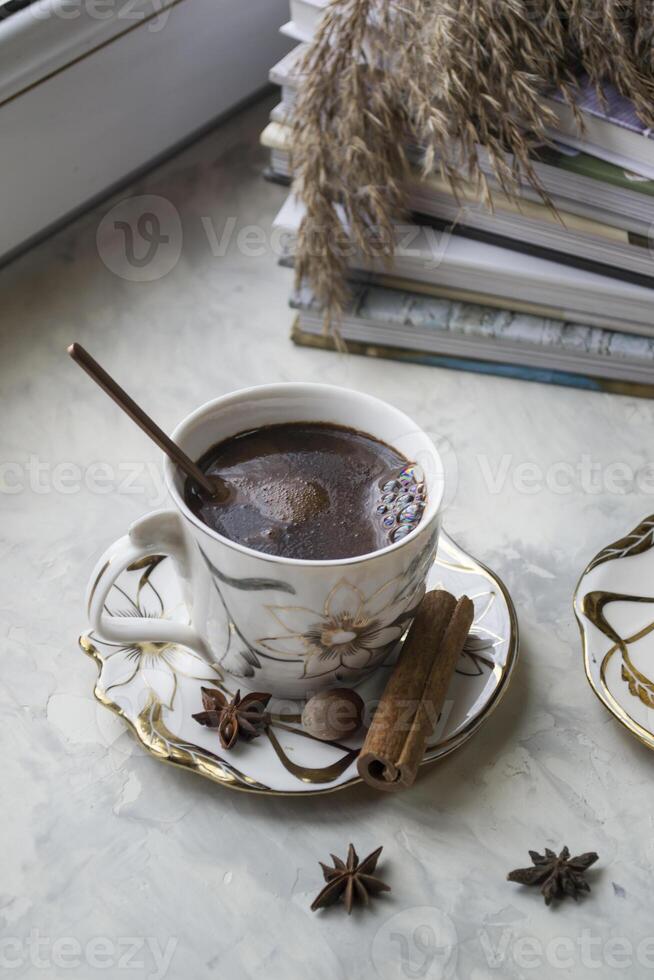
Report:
185,422,423,560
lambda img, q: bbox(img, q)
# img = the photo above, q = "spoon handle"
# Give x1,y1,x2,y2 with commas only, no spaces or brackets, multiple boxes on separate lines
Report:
68,343,221,498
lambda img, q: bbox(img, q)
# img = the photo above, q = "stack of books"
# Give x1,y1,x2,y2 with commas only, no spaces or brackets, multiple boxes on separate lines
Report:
263,1,654,396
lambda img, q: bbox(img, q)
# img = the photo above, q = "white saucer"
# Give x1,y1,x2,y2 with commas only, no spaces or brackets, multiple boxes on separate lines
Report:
575,514,654,751
80,530,518,795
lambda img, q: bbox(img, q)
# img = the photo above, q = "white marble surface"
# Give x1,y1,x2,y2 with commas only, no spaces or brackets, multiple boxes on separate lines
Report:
3,94,654,980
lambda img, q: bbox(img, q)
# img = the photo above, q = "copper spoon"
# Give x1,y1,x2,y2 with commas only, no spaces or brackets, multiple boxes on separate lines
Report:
68,343,229,500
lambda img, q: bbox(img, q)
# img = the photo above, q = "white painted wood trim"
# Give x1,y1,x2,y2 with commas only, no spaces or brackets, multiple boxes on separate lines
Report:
0,0,180,104
0,0,291,261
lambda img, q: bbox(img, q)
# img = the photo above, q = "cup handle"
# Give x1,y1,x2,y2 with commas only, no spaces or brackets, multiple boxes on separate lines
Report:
86,509,207,654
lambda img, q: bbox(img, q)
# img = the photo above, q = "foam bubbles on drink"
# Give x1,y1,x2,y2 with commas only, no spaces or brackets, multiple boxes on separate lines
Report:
373,463,426,545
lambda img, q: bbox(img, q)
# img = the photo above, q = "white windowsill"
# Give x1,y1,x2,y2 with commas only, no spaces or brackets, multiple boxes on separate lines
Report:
0,0,291,261
0,0,179,104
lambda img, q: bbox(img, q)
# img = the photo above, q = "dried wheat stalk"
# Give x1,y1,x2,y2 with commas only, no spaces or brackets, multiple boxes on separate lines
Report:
291,0,654,325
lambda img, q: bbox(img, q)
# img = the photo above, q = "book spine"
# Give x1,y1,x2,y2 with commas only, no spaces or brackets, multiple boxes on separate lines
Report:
290,322,654,400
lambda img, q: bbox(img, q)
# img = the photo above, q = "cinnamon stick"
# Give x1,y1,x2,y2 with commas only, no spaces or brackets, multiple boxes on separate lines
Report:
357,590,474,791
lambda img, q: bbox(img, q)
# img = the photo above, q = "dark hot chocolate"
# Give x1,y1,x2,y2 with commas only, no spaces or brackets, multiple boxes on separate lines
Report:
185,421,426,560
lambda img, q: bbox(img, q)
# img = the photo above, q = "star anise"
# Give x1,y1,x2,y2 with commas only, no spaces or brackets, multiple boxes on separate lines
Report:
192,687,271,749
311,844,390,914
507,847,599,905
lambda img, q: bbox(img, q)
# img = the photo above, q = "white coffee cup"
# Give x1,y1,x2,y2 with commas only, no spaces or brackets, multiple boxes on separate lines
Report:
87,383,445,698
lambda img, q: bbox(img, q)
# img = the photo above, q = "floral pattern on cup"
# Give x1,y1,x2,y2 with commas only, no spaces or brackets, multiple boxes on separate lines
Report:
258,575,425,679
198,527,439,683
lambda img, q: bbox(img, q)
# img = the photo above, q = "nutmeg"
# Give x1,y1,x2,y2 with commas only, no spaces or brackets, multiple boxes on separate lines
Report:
301,688,365,741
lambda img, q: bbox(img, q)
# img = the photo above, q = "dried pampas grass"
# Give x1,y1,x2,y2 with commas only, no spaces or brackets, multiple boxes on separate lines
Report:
291,0,654,324
291,1,442,324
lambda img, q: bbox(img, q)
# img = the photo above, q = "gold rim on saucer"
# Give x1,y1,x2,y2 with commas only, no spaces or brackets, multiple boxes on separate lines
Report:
80,531,518,796
574,514,654,752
